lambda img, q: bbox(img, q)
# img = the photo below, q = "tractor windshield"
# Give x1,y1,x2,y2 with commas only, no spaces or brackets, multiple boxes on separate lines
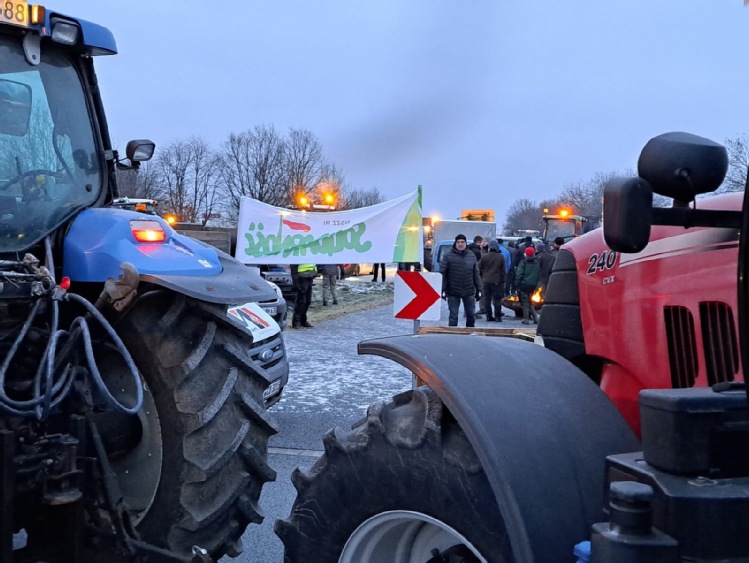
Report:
544,220,577,242
0,37,102,253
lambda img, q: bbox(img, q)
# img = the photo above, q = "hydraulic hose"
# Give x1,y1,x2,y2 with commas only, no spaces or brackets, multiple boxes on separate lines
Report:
0,244,143,419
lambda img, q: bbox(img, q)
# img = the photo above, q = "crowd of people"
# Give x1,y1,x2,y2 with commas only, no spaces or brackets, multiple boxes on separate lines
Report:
440,233,565,327
288,234,565,329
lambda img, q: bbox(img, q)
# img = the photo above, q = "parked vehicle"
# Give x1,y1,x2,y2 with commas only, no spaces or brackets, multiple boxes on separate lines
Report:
110,197,160,216
0,6,287,561
259,264,296,302
342,263,360,276
429,219,497,272
277,132,749,561
542,209,601,243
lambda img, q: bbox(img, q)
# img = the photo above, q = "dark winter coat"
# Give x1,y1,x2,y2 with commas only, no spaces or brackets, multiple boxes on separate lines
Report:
537,252,556,287
515,256,540,294
467,242,482,262
478,249,506,285
440,245,481,297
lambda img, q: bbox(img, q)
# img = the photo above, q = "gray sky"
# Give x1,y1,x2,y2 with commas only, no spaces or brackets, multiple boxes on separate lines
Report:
52,1,749,226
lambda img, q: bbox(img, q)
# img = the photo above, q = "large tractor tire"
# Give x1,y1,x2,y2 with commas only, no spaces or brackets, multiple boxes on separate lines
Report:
275,386,512,562
98,290,277,559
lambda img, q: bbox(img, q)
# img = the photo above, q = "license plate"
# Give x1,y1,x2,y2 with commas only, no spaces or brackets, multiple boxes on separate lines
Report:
2,1,29,28
263,379,281,400
261,306,277,316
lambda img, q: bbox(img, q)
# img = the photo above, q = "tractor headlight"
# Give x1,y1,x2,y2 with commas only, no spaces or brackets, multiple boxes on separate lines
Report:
50,17,80,45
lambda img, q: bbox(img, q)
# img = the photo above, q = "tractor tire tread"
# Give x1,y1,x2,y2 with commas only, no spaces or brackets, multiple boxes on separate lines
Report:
116,291,274,558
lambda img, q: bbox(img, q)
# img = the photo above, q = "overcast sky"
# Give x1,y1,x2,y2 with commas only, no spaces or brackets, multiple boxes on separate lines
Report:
52,1,749,226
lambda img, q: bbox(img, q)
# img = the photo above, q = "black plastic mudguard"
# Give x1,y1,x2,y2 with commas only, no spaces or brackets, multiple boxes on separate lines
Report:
140,251,277,305
358,333,640,562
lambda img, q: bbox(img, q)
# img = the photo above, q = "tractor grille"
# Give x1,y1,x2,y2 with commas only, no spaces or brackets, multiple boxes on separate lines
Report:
250,333,285,370
699,301,738,386
664,306,698,388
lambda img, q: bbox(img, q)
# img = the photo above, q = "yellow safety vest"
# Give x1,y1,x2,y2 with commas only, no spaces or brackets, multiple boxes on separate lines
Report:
297,263,317,278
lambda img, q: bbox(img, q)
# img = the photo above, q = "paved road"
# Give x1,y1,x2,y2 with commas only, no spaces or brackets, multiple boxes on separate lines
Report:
227,297,533,563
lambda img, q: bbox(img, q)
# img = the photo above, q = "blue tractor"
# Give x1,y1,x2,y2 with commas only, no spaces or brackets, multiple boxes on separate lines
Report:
0,4,288,561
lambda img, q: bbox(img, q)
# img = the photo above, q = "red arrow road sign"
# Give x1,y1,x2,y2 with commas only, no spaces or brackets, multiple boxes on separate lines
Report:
394,271,441,319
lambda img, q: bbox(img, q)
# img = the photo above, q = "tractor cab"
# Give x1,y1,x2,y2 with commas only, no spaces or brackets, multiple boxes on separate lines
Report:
541,209,600,244
0,7,153,254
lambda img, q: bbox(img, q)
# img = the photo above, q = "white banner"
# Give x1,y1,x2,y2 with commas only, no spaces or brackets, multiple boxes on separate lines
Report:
235,190,423,265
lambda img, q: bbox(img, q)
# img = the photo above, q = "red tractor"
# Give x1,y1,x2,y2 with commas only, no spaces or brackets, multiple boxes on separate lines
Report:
277,132,748,561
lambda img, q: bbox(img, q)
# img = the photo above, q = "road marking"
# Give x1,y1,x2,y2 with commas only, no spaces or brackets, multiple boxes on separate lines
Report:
269,447,323,458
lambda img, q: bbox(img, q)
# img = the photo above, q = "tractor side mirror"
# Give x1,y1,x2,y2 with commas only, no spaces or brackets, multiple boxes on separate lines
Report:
603,177,653,253
638,132,727,203
117,139,156,171
125,139,156,163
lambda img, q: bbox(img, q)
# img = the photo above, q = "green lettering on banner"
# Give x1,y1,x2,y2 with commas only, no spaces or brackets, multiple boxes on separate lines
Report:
243,217,372,258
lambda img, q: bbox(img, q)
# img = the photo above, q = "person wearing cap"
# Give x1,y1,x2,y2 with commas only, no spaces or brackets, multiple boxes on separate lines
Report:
512,236,533,270
440,234,482,327
515,246,540,324
551,236,565,256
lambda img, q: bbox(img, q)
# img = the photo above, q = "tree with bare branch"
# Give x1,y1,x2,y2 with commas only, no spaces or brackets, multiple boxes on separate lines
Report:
722,134,748,193
218,124,287,222
283,128,324,204
115,161,163,200
340,186,386,209
503,198,544,235
188,138,221,225
156,137,219,224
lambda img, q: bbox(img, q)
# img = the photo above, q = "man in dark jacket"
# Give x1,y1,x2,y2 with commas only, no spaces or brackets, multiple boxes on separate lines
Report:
551,236,565,256
478,239,506,322
291,263,318,328
536,243,556,295
440,234,482,327
467,235,483,262
467,235,484,312
515,247,540,324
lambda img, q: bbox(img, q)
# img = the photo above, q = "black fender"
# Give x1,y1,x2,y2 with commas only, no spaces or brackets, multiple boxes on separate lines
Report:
141,250,278,305
358,333,640,562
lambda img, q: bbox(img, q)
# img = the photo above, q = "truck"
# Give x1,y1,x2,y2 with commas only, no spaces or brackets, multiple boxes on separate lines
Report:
542,209,601,243
429,219,497,272
1,4,289,561
276,132,749,561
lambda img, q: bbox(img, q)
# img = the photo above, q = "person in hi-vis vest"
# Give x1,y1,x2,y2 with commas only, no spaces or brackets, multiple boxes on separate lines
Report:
291,263,317,328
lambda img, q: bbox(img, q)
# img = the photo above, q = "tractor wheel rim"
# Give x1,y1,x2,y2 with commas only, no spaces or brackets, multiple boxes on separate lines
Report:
339,510,488,563
109,381,163,525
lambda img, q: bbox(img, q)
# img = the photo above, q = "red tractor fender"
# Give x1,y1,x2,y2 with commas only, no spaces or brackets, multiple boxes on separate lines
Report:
358,333,640,562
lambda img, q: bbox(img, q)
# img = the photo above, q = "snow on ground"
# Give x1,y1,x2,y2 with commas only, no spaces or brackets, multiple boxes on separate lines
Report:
278,271,415,418
277,267,529,419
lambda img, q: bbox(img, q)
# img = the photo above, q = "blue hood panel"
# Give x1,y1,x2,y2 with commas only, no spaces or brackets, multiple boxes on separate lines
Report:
63,208,223,282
